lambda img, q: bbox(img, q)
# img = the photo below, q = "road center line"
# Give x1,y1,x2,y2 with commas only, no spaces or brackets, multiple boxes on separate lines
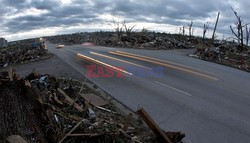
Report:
110,51,218,81
155,81,192,96
90,51,151,70
116,50,196,70
77,53,133,76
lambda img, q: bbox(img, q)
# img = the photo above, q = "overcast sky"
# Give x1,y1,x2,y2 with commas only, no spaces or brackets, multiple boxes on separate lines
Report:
0,0,249,41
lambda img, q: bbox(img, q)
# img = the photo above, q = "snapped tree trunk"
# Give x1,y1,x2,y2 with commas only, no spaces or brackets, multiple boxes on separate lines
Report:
212,12,220,42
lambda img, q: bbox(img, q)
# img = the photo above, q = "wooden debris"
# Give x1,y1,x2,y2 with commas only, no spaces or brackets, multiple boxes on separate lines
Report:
57,88,83,112
59,119,85,143
123,113,133,131
53,110,81,122
8,67,13,81
137,108,173,143
52,93,63,105
165,131,185,143
0,38,49,68
47,32,206,50
66,133,101,137
68,115,82,122
1,71,183,143
24,80,31,87
79,93,108,106
6,135,28,143
96,106,117,114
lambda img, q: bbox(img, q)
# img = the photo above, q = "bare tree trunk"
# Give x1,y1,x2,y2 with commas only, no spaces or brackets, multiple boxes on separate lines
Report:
246,25,249,46
212,12,220,42
188,21,193,36
182,26,185,35
203,22,210,39
203,24,206,39
230,7,246,51
240,21,244,49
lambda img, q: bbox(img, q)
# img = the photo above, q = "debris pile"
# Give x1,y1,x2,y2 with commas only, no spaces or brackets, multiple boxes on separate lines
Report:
47,32,207,50
0,39,51,68
0,70,185,143
191,43,250,72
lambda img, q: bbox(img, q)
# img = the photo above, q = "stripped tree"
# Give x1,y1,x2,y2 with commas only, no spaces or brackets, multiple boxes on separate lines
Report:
212,12,220,42
112,17,123,40
179,26,185,35
246,25,250,46
203,22,210,39
230,7,248,51
188,21,193,36
123,20,135,38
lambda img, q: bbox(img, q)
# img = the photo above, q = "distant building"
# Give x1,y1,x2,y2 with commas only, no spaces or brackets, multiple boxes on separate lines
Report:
0,38,8,48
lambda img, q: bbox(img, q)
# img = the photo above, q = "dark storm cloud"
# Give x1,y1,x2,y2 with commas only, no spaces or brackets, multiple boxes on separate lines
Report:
0,0,249,37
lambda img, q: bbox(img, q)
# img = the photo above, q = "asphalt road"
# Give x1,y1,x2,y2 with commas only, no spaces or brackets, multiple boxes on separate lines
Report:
47,43,250,143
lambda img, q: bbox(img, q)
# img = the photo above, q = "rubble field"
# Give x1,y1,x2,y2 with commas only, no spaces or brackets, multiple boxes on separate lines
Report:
47,32,209,50
191,43,250,72
48,32,250,72
0,69,185,143
0,39,52,69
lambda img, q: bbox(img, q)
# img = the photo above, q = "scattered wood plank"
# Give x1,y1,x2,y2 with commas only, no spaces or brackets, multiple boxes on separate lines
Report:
57,88,83,112
8,67,13,81
53,110,81,122
79,93,108,106
66,133,101,137
24,80,31,87
52,93,63,105
96,106,117,114
123,113,133,131
7,135,28,143
136,108,173,143
59,119,85,143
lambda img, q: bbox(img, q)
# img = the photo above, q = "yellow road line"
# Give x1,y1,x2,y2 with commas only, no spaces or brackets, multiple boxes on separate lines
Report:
77,53,133,76
90,51,151,70
116,50,198,70
109,51,218,80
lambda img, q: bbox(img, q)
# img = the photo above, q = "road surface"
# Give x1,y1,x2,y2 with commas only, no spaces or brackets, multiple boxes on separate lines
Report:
47,43,250,143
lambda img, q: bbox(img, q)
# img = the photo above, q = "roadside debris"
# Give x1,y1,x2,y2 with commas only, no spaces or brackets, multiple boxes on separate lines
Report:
0,69,185,143
47,31,250,72
47,32,206,50
0,38,52,68
191,43,250,72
